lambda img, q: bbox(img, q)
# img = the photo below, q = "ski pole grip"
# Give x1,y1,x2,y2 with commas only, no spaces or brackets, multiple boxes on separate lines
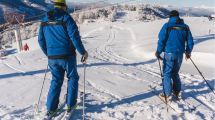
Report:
81,56,86,63
158,56,163,60
81,56,84,62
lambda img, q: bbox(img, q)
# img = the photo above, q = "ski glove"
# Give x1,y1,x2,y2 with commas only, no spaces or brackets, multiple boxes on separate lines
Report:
81,51,88,63
185,53,191,60
155,52,163,60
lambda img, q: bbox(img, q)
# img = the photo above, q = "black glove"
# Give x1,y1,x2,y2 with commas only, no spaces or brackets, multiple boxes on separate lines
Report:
185,53,191,60
155,52,163,60
81,51,88,63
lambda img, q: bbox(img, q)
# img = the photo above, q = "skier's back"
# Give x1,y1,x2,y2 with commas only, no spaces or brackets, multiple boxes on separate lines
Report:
155,10,194,99
38,0,88,117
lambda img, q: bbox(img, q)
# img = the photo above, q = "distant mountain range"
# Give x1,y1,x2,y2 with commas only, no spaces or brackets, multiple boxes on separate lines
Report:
0,1,214,24
0,0,107,24
0,0,50,23
165,5,215,17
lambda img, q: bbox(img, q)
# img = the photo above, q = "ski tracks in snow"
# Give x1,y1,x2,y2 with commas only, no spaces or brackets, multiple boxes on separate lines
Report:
79,24,215,120
0,23,215,120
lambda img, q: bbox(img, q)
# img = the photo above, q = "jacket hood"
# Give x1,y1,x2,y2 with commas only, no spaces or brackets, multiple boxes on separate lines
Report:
43,8,66,21
169,16,184,24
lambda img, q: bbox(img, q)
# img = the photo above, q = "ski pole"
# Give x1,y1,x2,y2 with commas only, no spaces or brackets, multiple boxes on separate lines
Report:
157,58,163,80
190,58,215,95
81,55,87,120
82,62,87,120
37,65,49,112
157,58,168,112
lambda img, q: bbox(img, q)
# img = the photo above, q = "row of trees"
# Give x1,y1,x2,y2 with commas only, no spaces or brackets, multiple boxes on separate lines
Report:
71,4,169,23
138,5,169,21
0,22,39,49
72,6,118,23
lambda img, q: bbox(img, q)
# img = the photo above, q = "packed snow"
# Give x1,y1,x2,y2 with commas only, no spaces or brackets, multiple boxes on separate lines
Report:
0,10,215,120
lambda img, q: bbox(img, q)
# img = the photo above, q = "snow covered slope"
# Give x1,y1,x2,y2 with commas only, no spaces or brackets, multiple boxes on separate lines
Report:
165,6,215,17
0,14,215,120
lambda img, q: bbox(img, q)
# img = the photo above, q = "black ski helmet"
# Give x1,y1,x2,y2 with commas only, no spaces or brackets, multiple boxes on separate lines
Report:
169,10,179,18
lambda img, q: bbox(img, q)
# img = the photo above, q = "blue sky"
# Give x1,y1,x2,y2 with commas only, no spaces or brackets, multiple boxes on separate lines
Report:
69,0,215,7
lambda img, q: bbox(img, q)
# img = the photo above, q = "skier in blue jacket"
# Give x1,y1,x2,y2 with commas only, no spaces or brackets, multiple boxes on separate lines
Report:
38,0,88,116
155,10,194,99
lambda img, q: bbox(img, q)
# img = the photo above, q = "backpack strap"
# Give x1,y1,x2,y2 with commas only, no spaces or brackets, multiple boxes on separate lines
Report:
40,21,66,26
166,25,189,43
168,26,187,31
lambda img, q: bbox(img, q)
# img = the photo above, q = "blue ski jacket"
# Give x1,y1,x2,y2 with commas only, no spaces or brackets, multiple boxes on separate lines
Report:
156,16,194,55
38,8,86,57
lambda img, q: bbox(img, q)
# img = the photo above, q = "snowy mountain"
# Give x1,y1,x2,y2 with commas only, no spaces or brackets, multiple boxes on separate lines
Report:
0,0,110,24
165,6,215,17
1,3,215,48
0,0,50,24
1,1,214,24
71,4,215,24
137,4,169,21
0,4,170,47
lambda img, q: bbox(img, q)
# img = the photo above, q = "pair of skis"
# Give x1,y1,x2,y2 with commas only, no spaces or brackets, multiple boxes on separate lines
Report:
43,101,66,120
156,59,196,114
60,104,79,120
150,85,196,116
40,100,78,120
42,91,84,120
34,93,80,120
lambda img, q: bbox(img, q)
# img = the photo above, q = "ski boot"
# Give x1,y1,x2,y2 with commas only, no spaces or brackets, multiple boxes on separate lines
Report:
159,93,171,103
66,104,78,113
43,109,58,120
173,91,181,100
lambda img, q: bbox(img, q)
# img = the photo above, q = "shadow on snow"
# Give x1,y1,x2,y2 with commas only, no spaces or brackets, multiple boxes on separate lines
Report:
194,34,215,45
0,59,156,79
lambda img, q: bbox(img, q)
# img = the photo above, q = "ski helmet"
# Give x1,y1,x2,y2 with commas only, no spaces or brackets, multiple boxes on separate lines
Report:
54,0,66,4
53,0,67,9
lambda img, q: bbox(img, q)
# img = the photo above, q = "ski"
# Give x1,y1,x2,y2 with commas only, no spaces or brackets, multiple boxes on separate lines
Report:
150,84,197,116
149,85,184,116
57,92,83,120
43,101,67,120
61,94,83,120
34,93,67,120
61,104,78,120
172,94,196,112
34,100,66,120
